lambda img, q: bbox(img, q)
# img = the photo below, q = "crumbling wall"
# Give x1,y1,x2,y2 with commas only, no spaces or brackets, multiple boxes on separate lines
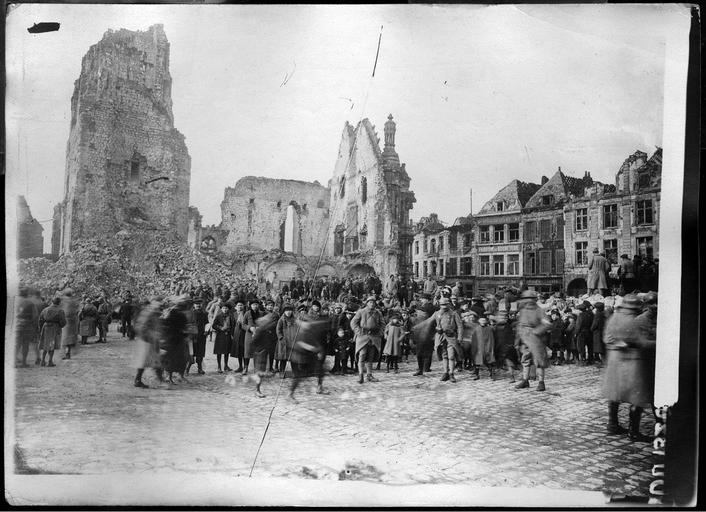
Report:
219,176,330,256
59,24,191,254
16,196,44,259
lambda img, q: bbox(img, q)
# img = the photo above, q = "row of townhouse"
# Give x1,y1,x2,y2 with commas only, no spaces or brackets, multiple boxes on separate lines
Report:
411,148,661,297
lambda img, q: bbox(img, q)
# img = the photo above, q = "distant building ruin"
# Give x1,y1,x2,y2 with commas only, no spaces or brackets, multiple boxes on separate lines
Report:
54,24,191,254
218,177,330,256
16,195,44,259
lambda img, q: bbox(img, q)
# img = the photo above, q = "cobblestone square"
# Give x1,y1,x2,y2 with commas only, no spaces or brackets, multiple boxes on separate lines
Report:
9,330,657,505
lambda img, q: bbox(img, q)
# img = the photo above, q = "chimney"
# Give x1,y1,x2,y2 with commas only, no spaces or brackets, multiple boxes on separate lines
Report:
541,175,548,185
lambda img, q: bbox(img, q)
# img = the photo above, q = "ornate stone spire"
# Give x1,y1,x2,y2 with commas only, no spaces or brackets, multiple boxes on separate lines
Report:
382,114,399,165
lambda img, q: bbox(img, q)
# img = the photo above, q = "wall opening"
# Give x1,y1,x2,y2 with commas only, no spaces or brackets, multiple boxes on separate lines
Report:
284,204,300,253
361,177,367,204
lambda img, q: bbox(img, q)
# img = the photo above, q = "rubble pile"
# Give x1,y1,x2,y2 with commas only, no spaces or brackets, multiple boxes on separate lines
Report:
17,231,256,300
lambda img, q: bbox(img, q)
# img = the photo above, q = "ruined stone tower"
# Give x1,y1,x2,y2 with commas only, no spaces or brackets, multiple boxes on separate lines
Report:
55,24,191,254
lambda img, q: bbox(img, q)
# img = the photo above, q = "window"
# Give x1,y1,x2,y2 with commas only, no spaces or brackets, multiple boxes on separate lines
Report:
636,236,654,259
423,261,428,277
636,200,654,225
461,257,472,275
638,172,651,189
463,233,472,248
431,261,437,275
423,239,428,253
430,238,437,253
439,236,444,251
539,250,551,275
539,219,551,240
339,177,345,197
480,226,490,243
604,239,618,264
575,241,588,265
480,255,491,276
449,234,457,250
525,221,537,241
493,255,504,276
276,201,282,208
603,204,618,229
414,241,419,254
447,258,457,276
508,223,519,242
316,200,325,208
496,201,505,211
507,254,520,275
438,259,445,276
361,177,367,204
493,225,505,243
249,198,255,204
575,208,588,231
414,262,419,277
555,249,565,273
525,252,536,275
542,195,554,206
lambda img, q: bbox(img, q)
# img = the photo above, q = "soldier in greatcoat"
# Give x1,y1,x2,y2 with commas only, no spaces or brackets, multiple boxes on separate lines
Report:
603,293,655,442
351,295,385,384
15,287,38,367
61,289,79,360
275,304,297,374
432,297,463,382
78,297,98,345
38,297,67,367
514,290,552,391
96,296,111,343
587,248,611,296
471,316,496,380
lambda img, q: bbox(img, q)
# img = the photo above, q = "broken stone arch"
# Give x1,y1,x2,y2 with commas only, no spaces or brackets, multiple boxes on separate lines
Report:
280,201,303,254
566,277,588,297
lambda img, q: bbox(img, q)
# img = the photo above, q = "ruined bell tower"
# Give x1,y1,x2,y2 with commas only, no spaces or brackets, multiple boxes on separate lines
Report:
55,24,191,254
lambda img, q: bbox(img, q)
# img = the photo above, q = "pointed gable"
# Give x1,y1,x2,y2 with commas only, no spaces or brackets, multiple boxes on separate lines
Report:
525,170,580,208
478,179,540,214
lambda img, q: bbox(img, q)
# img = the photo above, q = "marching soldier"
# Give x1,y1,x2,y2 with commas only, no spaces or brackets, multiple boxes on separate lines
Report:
432,297,463,382
514,290,552,391
351,295,385,384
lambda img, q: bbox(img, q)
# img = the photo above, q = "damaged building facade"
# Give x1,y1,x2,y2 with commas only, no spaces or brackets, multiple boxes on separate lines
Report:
54,24,191,255
204,115,416,287
325,114,416,279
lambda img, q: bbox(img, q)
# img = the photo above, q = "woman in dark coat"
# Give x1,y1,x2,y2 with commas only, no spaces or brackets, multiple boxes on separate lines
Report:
590,302,606,364
242,301,262,375
78,298,98,345
212,303,232,373
229,301,246,372
548,310,565,364
275,305,297,374
161,298,189,384
191,299,209,374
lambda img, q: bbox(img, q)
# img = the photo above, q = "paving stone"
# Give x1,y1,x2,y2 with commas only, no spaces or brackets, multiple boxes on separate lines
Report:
11,330,655,495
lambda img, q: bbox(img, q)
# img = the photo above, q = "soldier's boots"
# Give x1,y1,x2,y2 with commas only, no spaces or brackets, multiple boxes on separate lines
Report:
628,408,652,442
473,367,480,381
440,373,450,382
412,370,423,376
536,381,546,392
515,379,530,389
449,374,457,383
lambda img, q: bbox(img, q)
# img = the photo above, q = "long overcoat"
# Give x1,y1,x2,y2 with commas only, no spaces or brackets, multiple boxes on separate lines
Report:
383,323,405,357
243,309,262,358
351,307,385,358
471,324,496,365
38,304,66,351
275,314,297,360
587,254,611,290
61,297,80,347
79,303,98,337
602,307,655,408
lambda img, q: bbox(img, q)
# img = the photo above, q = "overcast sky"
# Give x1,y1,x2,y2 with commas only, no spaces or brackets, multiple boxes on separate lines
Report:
6,4,670,252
